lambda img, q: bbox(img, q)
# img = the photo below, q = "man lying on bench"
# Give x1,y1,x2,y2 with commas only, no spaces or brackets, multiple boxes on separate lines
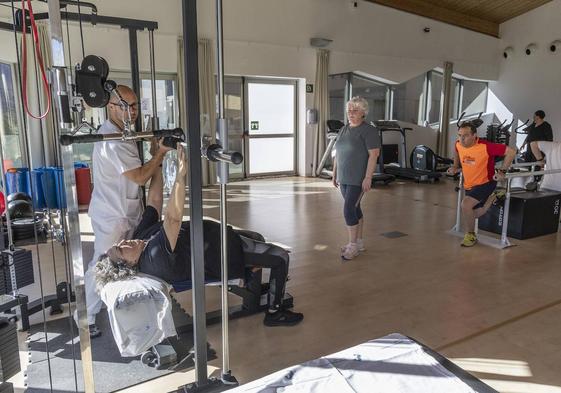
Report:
95,144,303,327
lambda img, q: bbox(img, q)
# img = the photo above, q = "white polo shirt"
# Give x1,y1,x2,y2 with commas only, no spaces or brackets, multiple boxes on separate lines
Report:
88,120,143,229
538,141,561,192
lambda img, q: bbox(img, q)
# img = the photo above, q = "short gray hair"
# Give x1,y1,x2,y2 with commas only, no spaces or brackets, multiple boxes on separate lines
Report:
95,253,138,291
347,96,369,116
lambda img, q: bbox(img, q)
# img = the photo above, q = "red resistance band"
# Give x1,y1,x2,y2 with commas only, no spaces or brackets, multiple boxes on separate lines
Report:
21,0,51,120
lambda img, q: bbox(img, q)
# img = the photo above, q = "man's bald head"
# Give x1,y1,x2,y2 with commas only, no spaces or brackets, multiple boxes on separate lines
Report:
109,85,136,105
107,85,139,130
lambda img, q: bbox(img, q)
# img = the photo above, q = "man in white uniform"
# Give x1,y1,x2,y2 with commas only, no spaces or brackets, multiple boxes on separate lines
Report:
84,85,171,337
531,141,561,192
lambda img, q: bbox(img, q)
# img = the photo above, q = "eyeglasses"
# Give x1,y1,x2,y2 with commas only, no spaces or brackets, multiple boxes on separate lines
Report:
109,102,138,110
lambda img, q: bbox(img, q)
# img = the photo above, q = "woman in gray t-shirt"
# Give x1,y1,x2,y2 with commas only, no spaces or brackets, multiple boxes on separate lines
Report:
332,96,381,260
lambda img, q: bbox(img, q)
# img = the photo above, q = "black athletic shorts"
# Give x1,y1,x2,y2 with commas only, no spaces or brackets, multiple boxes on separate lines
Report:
465,181,497,209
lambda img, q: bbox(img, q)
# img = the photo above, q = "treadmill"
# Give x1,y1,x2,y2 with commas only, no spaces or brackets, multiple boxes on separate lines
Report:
316,120,342,179
375,120,442,183
316,120,395,185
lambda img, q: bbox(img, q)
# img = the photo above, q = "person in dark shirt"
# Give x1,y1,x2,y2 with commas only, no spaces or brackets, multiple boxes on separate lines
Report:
95,144,303,327
522,110,553,162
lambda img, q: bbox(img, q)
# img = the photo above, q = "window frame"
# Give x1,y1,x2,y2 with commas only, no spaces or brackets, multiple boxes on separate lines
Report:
0,61,28,168
328,70,489,127
108,70,179,129
427,70,488,125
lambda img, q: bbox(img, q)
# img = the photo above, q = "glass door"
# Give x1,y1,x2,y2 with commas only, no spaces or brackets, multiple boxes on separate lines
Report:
244,79,297,176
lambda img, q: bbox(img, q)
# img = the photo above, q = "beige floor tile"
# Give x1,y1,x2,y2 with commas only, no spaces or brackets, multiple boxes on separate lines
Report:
7,177,561,392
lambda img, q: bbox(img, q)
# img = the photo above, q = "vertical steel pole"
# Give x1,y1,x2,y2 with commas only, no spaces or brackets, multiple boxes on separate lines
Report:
453,173,463,233
500,179,512,247
182,0,208,386
128,28,143,134
437,61,453,157
47,1,95,392
128,28,146,205
148,29,158,131
215,0,234,383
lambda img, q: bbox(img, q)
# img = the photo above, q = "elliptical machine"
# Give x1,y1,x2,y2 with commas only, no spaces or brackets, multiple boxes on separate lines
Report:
513,119,531,162
485,118,515,145
409,112,479,173
409,112,484,173
410,145,453,172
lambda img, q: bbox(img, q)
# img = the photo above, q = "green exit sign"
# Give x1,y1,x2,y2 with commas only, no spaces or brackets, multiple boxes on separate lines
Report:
250,121,259,130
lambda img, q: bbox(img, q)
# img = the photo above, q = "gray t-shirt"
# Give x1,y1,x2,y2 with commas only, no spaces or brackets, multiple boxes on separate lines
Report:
335,122,381,186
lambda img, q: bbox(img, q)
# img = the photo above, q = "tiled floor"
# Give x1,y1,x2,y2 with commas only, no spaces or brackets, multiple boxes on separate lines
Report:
8,177,561,392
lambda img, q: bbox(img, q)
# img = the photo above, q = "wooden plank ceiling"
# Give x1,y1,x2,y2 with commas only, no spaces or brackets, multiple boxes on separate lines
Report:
365,0,553,37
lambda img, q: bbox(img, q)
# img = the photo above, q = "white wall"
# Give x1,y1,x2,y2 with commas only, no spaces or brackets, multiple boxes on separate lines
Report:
197,0,501,175
198,0,500,82
1,0,502,173
488,0,561,140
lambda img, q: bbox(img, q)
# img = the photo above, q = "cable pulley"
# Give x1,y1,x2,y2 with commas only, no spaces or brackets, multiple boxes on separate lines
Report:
74,55,111,108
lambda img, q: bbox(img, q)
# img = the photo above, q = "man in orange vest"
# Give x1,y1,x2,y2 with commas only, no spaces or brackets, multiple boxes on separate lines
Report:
447,122,516,247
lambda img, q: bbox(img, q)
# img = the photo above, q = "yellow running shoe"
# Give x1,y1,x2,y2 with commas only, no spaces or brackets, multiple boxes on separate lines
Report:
461,232,478,247
492,189,506,206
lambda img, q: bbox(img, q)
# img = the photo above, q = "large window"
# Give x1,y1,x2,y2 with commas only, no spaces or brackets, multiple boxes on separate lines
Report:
0,62,24,170
451,78,461,120
350,75,388,123
427,71,461,125
328,70,487,129
391,74,426,124
328,74,347,122
461,80,487,116
141,78,177,130
328,73,388,123
73,106,106,166
427,71,442,124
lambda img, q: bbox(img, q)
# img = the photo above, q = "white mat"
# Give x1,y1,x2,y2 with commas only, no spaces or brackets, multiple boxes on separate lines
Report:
231,333,487,393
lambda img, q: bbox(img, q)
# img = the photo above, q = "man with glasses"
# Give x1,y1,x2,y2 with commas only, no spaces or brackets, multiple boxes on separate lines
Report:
83,85,172,337
447,121,516,247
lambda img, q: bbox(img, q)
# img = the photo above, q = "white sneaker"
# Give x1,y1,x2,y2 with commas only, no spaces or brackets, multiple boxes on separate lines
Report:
341,241,365,253
357,239,365,252
341,243,359,260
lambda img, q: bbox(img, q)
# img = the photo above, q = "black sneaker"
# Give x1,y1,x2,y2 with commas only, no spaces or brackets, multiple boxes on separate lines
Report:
260,283,270,295
525,181,538,192
263,309,304,327
89,324,102,339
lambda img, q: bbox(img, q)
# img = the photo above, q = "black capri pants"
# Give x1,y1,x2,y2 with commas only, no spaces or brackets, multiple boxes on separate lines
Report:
340,184,363,226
